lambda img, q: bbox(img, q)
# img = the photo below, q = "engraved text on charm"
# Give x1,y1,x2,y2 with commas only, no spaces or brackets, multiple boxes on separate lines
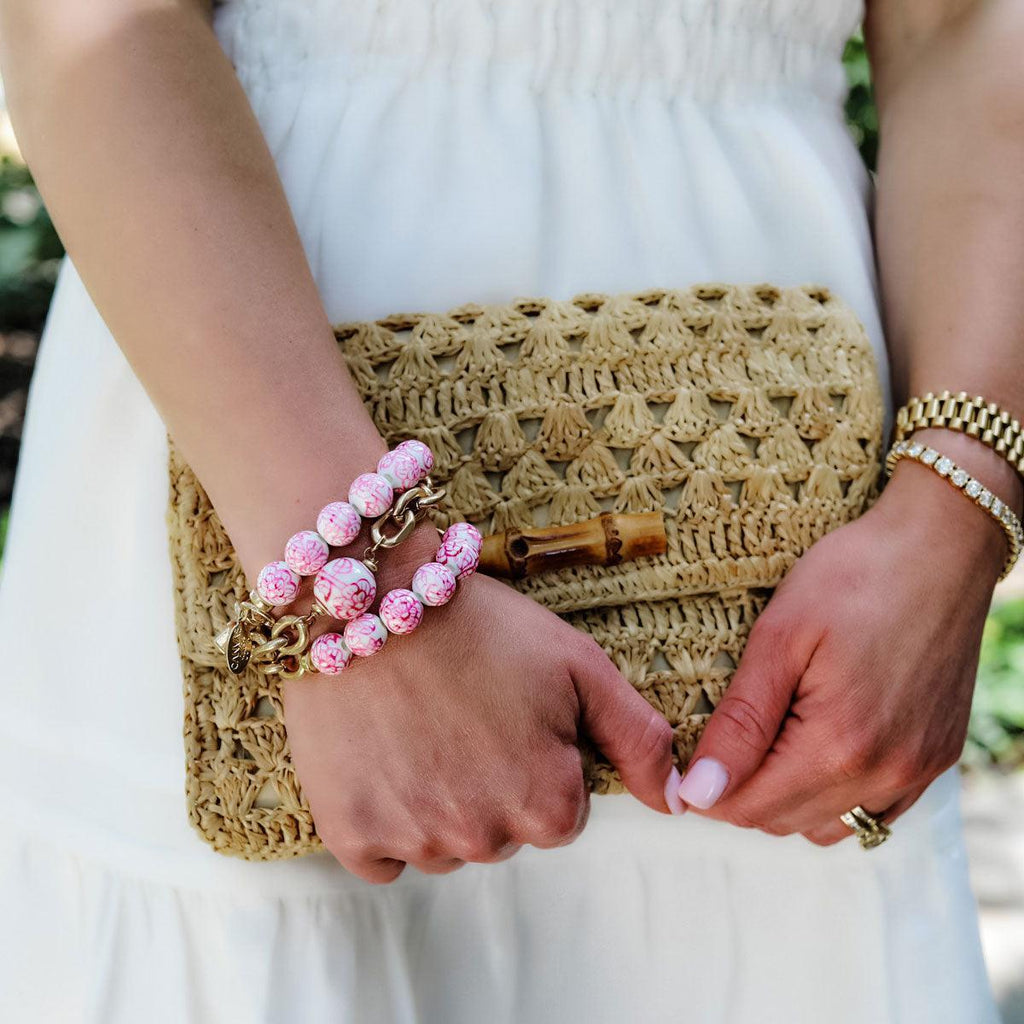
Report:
225,621,255,675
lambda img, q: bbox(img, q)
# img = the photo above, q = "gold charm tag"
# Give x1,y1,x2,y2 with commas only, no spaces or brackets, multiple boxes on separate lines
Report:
213,622,235,653
225,622,256,675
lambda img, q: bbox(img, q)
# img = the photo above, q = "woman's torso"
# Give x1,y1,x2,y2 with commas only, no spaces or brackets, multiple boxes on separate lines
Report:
211,0,886,419
0,0,904,884
2,9,1001,1019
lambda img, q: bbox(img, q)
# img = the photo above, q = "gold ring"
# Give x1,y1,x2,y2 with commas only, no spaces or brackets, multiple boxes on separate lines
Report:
839,805,892,850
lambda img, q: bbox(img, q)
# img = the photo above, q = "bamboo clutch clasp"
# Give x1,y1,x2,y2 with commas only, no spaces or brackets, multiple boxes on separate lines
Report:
479,511,667,579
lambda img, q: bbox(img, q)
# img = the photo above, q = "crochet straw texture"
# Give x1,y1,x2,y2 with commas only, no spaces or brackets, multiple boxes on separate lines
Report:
167,283,885,860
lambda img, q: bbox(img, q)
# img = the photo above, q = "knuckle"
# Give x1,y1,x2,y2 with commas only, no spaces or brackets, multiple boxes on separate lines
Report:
804,830,843,847
330,850,405,885
747,613,793,664
937,745,962,774
714,695,774,754
575,633,609,666
508,747,588,848
316,800,382,862
402,836,446,864
834,735,877,782
414,858,467,876
359,861,406,885
886,742,956,791
574,634,627,683
622,713,674,766
929,735,965,777
885,752,926,791
319,827,369,867
450,832,507,864
517,797,586,849
725,800,790,837
727,807,763,831
749,611,784,645
542,804,584,845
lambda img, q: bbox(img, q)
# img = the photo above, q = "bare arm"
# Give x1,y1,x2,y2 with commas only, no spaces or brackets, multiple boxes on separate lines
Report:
866,0,1024,516
0,0,677,878
0,0,386,581
675,1,1024,842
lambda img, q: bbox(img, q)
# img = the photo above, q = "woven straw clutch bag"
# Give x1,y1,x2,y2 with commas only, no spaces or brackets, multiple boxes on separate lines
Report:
167,282,885,860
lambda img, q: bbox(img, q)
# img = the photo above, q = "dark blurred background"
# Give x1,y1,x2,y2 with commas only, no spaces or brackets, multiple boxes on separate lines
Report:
1,30,1022,1017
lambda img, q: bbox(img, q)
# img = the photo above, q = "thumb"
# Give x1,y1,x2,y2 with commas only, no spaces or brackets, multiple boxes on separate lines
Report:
570,636,678,814
678,610,815,811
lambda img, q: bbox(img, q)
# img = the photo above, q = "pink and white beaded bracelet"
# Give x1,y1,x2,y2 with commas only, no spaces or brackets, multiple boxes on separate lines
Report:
253,438,435,609
307,521,483,675
215,439,445,678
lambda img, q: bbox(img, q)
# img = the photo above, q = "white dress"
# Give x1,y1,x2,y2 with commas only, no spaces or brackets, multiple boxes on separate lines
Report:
0,0,999,1020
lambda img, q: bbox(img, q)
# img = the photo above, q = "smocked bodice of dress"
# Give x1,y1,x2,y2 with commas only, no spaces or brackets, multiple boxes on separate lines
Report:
212,0,863,107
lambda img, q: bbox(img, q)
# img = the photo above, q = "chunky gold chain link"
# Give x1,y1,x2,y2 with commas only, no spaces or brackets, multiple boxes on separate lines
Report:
362,479,447,571
213,478,446,679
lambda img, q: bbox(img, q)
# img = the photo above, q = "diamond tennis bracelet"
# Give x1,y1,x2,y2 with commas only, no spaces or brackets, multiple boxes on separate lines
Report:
885,438,1023,582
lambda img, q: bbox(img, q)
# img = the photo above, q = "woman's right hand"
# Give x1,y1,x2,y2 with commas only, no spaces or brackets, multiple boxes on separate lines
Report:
280,534,679,883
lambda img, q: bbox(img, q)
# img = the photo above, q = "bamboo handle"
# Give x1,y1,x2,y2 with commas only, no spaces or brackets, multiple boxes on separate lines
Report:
478,511,667,580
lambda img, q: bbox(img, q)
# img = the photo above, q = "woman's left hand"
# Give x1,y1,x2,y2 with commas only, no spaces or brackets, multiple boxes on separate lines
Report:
676,433,1017,844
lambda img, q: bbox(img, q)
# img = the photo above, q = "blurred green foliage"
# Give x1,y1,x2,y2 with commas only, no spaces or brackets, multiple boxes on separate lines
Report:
843,31,878,172
0,32,1020,769
966,600,1024,769
0,155,63,331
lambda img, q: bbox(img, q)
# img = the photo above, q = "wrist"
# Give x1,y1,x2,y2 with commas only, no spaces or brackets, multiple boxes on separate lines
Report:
371,519,446,596
248,509,443,626
228,432,445,609
893,427,1024,519
227,436,390,586
880,428,1019,583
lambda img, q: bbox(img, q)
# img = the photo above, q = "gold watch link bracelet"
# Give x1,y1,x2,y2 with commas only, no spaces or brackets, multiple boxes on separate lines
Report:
894,390,1024,477
891,389,1024,581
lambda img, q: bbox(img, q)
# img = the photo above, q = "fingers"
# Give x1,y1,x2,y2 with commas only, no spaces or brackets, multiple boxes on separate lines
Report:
412,857,468,875
709,720,927,847
570,635,677,814
678,610,819,811
516,750,592,849
409,837,523,874
341,855,409,885
799,785,926,847
319,745,587,881
328,838,518,883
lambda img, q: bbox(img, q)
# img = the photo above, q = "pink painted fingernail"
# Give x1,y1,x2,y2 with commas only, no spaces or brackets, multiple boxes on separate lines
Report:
678,758,729,809
664,766,686,815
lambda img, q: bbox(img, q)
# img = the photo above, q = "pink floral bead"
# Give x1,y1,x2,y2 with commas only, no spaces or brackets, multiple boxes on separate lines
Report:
379,588,424,635
313,557,377,620
284,529,330,576
309,632,353,675
411,562,457,607
316,501,362,547
255,560,301,607
376,449,423,492
435,522,482,579
344,613,388,657
396,439,434,477
348,472,394,517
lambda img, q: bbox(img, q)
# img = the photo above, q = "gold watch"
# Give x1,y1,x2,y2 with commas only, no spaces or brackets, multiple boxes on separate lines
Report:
894,390,1024,476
